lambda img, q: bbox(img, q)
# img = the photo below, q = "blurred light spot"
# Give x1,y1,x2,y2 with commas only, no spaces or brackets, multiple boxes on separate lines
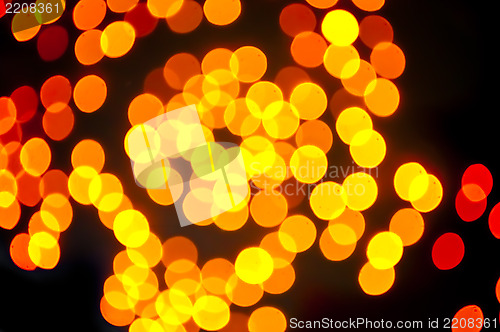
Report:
75,29,105,65
28,231,60,269
163,52,201,90
89,173,124,212
147,0,183,18
290,145,327,184
310,181,347,220
230,46,267,83
224,98,260,137
320,225,356,261
273,66,311,99
235,247,274,284
39,169,69,198
328,223,357,245
432,232,464,270
73,0,106,30
343,172,378,211
279,3,316,37
127,93,164,126
213,201,249,231
36,25,68,62
42,102,74,141
100,295,135,327
129,318,163,332
74,74,107,113
323,44,360,79
330,87,366,116
335,106,373,145
203,0,241,26
321,10,359,46
262,101,300,139
12,12,41,42
166,0,202,34
225,273,264,307
0,196,21,230
488,202,500,239
366,231,403,270
250,189,288,228
107,0,138,13
20,137,51,176
259,232,296,269
68,166,99,204
291,31,328,68
393,162,428,201
248,306,287,332
246,81,283,119
35,0,66,25
201,258,234,295
161,236,198,267
451,305,483,332
10,233,36,270
28,211,60,240
370,42,405,79
496,277,500,303
113,210,150,249
341,60,377,96
364,78,399,116
306,0,338,8
40,193,73,232
124,3,158,37
359,15,393,49
40,75,72,108
262,263,295,295
192,295,230,331
455,187,487,222
462,163,493,197
101,21,136,58
0,97,17,135
410,174,443,213
71,139,105,172
349,129,386,168
103,275,137,310
279,215,316,252
295,119,333,153
155,288,192,325
10,85,38,123
389,208,424,246
330,208,365,241
290,82,327,120
15,170,42,207
358,262,395,295
99,195,133,229
352,0,385,12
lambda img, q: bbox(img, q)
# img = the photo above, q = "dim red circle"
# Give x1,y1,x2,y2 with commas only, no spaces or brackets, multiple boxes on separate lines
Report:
279,3,317,37
124,3,158,38
37,25,69,62
10,86,38,123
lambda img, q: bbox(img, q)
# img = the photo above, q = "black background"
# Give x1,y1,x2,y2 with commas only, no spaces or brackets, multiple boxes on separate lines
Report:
1,0,499,331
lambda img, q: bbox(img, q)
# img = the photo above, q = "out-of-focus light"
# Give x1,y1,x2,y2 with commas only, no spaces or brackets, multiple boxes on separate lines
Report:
366,231,403,270
432,232,464,270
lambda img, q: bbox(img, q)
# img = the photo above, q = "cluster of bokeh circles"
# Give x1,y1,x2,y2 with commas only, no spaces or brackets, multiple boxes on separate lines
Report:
3,0,496,330
432,163,500,331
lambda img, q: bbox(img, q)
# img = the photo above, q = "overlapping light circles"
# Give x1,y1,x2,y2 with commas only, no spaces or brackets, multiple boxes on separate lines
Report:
456,163,492,222
394,162,443,213
0,0,452,330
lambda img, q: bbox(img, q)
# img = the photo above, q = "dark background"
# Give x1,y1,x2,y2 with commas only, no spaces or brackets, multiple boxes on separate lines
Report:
1,0,499,331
